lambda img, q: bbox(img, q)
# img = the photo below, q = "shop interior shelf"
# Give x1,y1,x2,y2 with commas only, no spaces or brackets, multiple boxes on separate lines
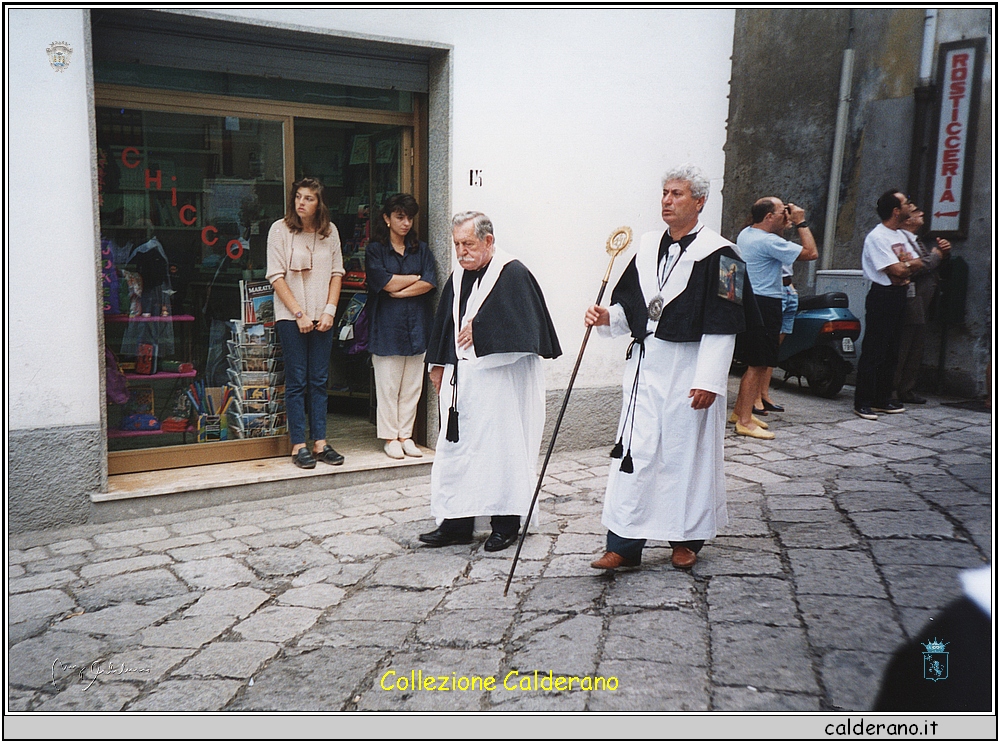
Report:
105,314,196,323
108,427,194,439
123,370,198,381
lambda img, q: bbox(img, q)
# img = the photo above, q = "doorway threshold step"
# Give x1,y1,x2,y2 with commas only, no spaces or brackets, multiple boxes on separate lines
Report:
91,443,432,523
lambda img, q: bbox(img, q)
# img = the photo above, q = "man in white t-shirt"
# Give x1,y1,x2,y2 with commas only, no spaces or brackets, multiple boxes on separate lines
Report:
853,189,918,420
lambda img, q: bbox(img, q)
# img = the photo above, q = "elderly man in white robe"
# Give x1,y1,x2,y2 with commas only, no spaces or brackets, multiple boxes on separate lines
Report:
585,165,753,570
419,211,561,552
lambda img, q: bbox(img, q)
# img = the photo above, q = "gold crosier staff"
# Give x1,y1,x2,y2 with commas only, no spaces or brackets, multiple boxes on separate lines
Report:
504,227,633,596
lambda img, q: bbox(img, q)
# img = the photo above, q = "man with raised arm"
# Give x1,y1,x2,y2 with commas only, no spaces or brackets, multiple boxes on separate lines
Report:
853,189,918,420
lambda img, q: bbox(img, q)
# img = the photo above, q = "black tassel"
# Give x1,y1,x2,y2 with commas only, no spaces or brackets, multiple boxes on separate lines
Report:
619,450,634,473
446,407,460,442
610,440,623,459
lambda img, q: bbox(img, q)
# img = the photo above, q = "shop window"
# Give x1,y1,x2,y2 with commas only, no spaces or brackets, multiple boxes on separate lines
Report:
98,107,287,465
98,100,417,474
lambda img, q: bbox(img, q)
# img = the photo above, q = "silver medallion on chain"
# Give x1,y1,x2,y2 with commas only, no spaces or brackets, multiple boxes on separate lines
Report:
647,295,664,321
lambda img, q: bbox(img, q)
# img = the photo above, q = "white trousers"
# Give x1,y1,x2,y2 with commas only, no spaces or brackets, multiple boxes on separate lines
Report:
372,353,425,440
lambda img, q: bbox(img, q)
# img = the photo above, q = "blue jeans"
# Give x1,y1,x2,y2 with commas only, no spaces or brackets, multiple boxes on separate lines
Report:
606,530,704,562
781,283,799,335
277,320,334,446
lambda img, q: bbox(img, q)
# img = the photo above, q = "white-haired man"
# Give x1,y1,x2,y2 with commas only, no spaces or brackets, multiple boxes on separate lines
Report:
585,165,753,570
420,211,562,552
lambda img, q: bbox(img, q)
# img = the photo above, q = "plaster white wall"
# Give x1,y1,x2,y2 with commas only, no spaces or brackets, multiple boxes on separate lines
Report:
7,9,102,430
5,8,736,436
213,8,736,389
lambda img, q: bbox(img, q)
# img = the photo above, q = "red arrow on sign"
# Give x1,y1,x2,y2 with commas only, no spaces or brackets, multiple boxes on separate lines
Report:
935,211,959,218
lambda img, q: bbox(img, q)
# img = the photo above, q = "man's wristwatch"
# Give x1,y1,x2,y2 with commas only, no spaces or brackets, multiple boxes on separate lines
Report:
294,311,304,319
795,222,809,230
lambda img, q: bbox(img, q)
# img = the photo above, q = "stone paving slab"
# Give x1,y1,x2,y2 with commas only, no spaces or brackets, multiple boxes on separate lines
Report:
76,569,188,611
55,603,177,637
35,680,143,712
140,615,236,649
232,606,323,643
6,389,991,712
820,649,894,711
787,550,887,598
712,623,820,694
706,576,799,626
183,587,270,619
358,647,502,711
592,659,710,711
231,646,383,711
173,641,280,679
603,610,707,665
129,679,244,711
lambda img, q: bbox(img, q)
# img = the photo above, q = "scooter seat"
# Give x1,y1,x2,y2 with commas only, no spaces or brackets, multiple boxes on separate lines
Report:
797,291,850,311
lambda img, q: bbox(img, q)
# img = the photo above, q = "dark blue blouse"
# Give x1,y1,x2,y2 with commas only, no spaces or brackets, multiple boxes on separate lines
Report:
365,240,438,357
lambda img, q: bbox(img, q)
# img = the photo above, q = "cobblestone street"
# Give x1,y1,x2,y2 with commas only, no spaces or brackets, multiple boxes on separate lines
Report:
7,384,992,712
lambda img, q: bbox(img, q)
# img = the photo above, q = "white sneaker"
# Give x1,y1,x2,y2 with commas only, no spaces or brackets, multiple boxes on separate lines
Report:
384,439,404,459
401,439,423,458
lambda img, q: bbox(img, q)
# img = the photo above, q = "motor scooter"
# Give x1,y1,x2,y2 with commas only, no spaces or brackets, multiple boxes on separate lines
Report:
776,291,862,398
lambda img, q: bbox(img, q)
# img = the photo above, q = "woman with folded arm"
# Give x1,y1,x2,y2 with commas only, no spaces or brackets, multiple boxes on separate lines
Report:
365,193,438,459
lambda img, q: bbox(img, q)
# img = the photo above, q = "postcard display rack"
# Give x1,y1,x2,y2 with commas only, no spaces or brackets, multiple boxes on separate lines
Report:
226,322,287,439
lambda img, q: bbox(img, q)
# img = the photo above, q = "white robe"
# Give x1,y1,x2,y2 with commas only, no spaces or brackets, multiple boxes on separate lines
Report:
429,247,546,522
599,224,735,541
430,354,545,522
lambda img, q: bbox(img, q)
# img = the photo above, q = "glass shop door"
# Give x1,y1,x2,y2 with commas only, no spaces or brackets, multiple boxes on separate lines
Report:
292,118,414,426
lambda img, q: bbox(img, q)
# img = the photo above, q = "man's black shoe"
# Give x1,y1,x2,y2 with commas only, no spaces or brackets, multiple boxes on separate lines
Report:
854,407,878,420
873,401,906,414
418,526,473,547
484,531,519,552
898,391,927,404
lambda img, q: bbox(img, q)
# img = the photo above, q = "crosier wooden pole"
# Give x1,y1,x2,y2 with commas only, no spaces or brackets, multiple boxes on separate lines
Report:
504,227,632,596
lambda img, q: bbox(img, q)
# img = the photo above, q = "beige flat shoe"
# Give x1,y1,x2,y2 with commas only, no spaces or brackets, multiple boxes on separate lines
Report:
728,412,769,429
735,421,775,440
384,439,405,459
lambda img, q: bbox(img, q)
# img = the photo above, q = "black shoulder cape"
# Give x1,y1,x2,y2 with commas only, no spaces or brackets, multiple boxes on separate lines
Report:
610,245,761,342
425,260,562,366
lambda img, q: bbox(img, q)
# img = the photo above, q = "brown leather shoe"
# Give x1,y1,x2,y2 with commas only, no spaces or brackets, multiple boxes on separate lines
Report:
671,546,697,569
590,551,641,570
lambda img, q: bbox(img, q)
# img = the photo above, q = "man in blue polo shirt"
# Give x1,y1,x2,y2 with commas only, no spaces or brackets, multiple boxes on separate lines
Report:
731,197,818,438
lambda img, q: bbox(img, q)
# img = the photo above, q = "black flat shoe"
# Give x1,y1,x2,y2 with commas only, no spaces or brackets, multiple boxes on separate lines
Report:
293,448,316,469
314,444,345,465
484,530,519,552
761,400,784,412
418,526,473,547
752,406,768,416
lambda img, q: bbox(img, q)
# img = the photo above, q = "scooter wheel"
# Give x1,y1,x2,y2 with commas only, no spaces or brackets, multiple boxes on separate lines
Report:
806,347,847,398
